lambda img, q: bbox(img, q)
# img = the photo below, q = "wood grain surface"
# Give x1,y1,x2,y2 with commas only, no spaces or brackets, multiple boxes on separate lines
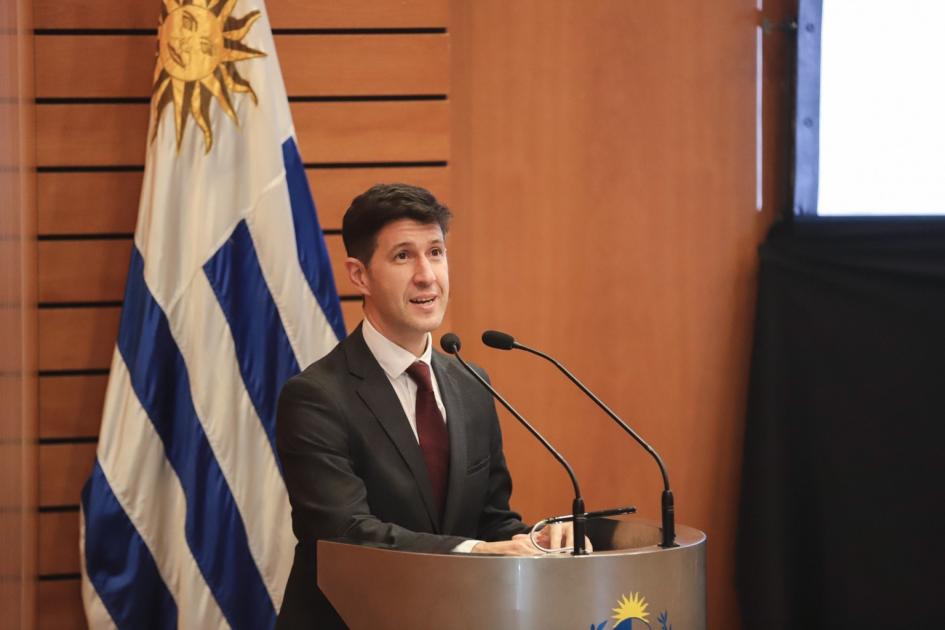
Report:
35,34,449,98
37,166,449,235
448,2,788,629
38,301,364,372
36,100,449,166
34,0,448,30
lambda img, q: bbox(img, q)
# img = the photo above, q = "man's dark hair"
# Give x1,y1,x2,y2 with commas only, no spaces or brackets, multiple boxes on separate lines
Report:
342,183,452,264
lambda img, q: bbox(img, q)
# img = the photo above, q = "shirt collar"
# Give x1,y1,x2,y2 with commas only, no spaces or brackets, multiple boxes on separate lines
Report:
361,317,433,379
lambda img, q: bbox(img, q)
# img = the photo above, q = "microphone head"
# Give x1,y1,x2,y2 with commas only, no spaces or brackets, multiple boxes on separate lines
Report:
482,330,515,350
440,333,462,354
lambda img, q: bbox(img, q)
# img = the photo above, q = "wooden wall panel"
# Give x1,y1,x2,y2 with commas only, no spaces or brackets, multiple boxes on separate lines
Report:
294,100,449,164
40,375,108,439
35,104,149,166
279,35,449,96
39,443,97,506
37,580,83,630
38,302,364,373
38,239,131,303
36,101,449,167
37,234,355,303
38,512,80,575
340,300,363,332
36,34,449,98
310,166,451,228
449,2,787,629
38,172,143,235
38,307,120,371
38,166,449,235
35,0,449,30
0,0,37,624
326,234,353,294
268,0,449,28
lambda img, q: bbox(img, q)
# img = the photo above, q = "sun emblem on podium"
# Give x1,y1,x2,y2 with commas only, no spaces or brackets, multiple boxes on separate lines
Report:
612,592,650,628
590,591,670,630
152,0,266,152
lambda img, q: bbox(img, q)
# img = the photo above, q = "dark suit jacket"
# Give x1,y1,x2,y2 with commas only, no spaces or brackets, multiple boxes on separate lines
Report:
275,325,529,629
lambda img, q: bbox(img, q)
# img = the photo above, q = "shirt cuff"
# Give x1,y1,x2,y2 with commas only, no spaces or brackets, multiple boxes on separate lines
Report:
451,539,483,553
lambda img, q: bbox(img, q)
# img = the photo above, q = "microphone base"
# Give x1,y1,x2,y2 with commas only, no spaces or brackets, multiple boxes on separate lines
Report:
571,497,588,556
659,489,678,548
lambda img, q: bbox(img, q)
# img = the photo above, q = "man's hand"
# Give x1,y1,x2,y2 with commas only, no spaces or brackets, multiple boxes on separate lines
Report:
470,534,540,556
534,522,594,553
470,524,595,556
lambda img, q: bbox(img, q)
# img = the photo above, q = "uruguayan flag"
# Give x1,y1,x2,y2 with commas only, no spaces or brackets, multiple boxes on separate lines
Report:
79,0,345,627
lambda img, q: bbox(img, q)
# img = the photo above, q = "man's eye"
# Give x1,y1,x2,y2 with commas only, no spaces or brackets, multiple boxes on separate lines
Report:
431,247,443,257
394,251,409,260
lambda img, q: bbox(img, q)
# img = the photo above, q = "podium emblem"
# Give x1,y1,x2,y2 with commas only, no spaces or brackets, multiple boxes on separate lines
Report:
590,591,672,629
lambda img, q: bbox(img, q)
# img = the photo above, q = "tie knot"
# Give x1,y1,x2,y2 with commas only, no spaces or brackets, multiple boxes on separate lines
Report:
405,361,434,392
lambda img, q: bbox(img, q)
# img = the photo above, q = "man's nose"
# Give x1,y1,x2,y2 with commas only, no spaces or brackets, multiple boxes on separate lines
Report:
413,257,435,283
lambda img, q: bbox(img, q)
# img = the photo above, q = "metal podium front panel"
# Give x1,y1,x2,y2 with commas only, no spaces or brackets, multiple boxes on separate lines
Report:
318,519,706,630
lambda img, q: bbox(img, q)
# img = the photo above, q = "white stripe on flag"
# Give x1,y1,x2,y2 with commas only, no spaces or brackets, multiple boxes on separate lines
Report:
247,171,341,368
165,271,294,608
95,350,229,628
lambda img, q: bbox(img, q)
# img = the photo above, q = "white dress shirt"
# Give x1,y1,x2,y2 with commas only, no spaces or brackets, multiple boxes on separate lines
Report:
360,318,482,553
361,317,447,440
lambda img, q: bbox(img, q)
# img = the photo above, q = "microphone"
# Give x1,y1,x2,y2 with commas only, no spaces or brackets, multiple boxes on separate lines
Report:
482,330,678,548
439,333,589,555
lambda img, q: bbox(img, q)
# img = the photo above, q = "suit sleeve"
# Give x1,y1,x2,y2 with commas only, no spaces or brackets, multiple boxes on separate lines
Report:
473,368,532,542
276,375,469,553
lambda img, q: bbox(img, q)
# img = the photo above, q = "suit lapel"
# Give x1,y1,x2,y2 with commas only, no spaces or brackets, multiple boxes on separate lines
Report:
344,326,442,531
432,352,468,535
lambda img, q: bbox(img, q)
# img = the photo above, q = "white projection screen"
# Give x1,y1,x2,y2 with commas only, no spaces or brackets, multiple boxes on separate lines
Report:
793,0,945,217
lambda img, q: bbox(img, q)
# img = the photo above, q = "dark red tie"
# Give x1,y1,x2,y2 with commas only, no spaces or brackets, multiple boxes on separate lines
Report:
405,361,449,515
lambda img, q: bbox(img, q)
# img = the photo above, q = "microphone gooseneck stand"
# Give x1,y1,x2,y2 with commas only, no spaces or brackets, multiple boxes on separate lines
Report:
482,330,678,548
439,333,589,556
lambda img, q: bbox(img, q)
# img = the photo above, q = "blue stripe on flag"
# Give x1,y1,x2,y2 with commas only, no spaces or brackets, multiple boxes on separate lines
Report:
82,460,177,630
117,247,275,630
282,137,347,341
204,219,299,459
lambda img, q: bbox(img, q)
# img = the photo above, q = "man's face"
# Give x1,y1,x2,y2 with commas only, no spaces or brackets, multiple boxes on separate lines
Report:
349,219,449,354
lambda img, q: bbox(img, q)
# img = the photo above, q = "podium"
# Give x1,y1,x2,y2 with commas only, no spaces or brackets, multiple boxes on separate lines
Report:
318,518,706,629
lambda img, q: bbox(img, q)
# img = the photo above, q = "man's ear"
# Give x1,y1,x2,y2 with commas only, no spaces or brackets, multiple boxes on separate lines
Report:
345,257,370,296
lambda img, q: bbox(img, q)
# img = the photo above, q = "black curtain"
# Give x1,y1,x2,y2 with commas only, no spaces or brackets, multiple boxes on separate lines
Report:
737,219,945,629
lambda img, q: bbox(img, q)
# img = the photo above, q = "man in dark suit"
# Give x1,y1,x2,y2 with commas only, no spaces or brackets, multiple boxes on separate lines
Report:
275,184,547,629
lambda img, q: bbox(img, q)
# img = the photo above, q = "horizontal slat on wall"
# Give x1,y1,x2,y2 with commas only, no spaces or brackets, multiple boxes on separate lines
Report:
280,35,448,96
36,34,449,98
37,171,142,235
39,302,363,371
36,100,449,166
38,307,120,372
34,0,448,30
294,101,449,165
39,511,79,575
37,579,83,630
39,375,108,438
38,239,131,303
37,167,449,235
311,166,450,228
39,443,97,506
38,234,353,303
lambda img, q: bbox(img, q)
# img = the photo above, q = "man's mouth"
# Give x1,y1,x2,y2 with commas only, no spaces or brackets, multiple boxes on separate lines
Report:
409,296,437,305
